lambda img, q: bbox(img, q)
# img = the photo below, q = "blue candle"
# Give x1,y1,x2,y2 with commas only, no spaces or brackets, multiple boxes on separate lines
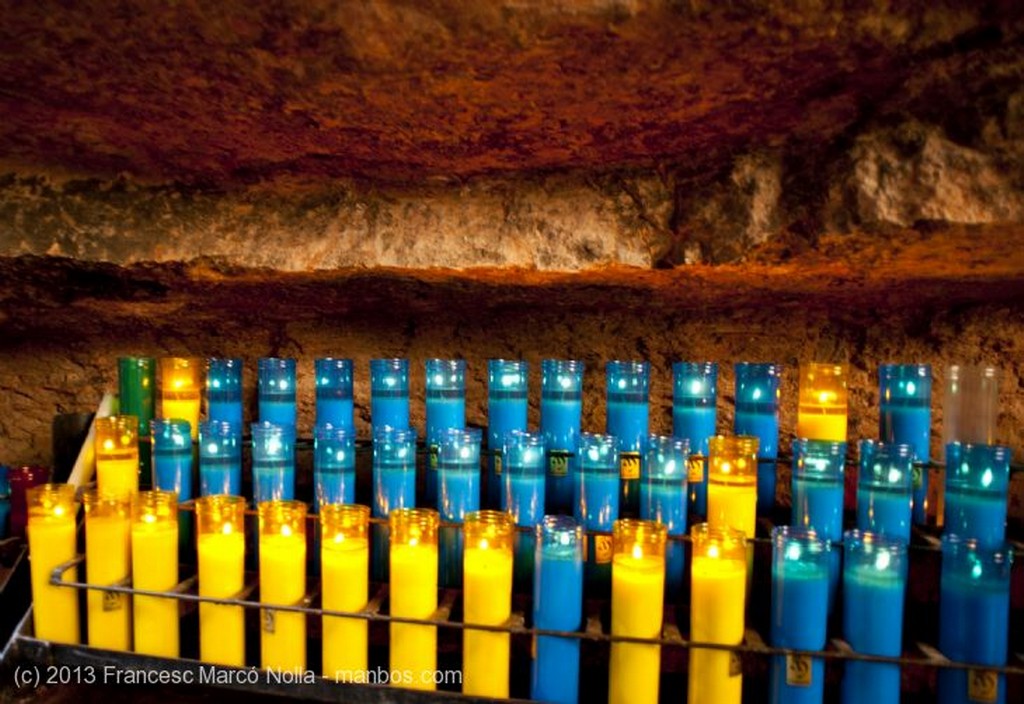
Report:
151,418,193,499
938,536,1013,704
841,531,907,704
258,357,296,427
251,421,296,503
425,359,466,508
575,432,619,596
944,442,1010,549
541,359,584,515
792,439,845,613
531,515,584,704
207,357,243,426
606,360,650,519
640,434,688,599
438,427,481,588
370,358,410,433
372,426,417,582
487,359,528,510
734,362,781,513
502,430,546,590
198,420,241,496
313,423,356,510
315,358,354,431
769,527,830,704
879,363,932,525
856,440,913,543
673,362,717,519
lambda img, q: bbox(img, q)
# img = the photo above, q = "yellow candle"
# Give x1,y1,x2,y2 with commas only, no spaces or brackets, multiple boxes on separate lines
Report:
389,508,439,690
321,503,369,680
609,519,667,704
84,490,132,651
462,510,514,698
159,357,202,439
259,499,307,673
688,523,747,704
27,484,80,644
796,363,848,442
196,495,246,667
131,490,179,658
707,435,758,539
95,415,140,498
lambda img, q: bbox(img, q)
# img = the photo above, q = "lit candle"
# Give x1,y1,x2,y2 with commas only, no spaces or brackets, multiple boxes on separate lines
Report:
131,490,179,658
707,435,759,541
879,363,932,524
389,507,440,691
938,535,1013,704
371,427,417,582
462,510,514,697
734,362,782,512
199,420,242,496
95,415,140,498
856,440,913,543
688,523,747,704
502,430,546,590
370,358,410,433
943,442,1010,549
425,358,467,506
258,499,307,673
796,363,848,442
541,359,584,514
791,439,845,613
196,494,246,667
321,503,369,680
841,530,906,704
438,427,482,588
609,518,666,704
313,423,356,510
575,432,620,597
84,489,132,651
119,356,155,484
640,434,689,599
487,359,529,509
258,357,297,427
151,418,192,499
315,358,354,431
207,357,243,426
672,362,718,519
159,357,202,440
251,421,296,503
606,361,650,518
26,483,79,644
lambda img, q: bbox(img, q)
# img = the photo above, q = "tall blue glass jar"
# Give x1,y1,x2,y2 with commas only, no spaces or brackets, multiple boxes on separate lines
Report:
198,420,241,496
370,358,410,433
313,423,356,510
258,357,297,427
792,439,846,613
734,362,781,513
856,440,913,543
673,362,717,519
640,434,688,599
879,363,932,525
425,359,466,508
541,359,584,515
151,418,193,499
502,430,546,590
575,432,619,597
438,427,481,588
251,421,296,503
487,359,528,510
207,357,243,426
315,358,354,432
944,442,1010,549
606,360,650,519
372,426,417,582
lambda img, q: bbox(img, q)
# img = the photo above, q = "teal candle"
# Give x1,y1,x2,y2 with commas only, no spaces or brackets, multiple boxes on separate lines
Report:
251,421,296,503
672,361,717,519
370,358,410,433
502,430,546,590
541,359,584,514
734,362,781,513
313,423,355,510
640,434,688,598
792,439,846,614
206,357,243,426
151,418,193,498
574,432,619,596
315,358,354,431
119,356,156,487
879,363,932,525
943,442,1010,550
856,440,913,543
425,359,466,508
371,426,417,582
437,427,481,588
198,420,241,496
258,357,296,427
605,360,649,519
488,359,528,510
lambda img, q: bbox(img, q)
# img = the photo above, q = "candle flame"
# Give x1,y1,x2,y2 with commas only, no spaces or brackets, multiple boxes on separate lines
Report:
479,538,490,550
631,544,643,560
281,524,293,537
222,523,233,535
53,505,65,517
707,544,720,559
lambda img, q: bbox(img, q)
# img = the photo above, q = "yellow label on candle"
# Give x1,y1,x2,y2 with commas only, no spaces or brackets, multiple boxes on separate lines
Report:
549,451,570,477
429,445,439,470
688,457,705,483
620,453,641,480
494,453,502,476
785,654,811,686
912,464,924,490
968,669,998,703
595,535,613,564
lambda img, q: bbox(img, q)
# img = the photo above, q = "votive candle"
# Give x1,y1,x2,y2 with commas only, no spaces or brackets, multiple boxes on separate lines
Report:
251,421,296,503
370,358,410,433
315,358,354,431
95,415,139,498
708,435,759,541
389,508,440,690
314,423,356,510
206,358,243,426
258,357,297,427
796,363,848,442
159,357,202,439
943,364,999,447
372,426,418,582
734,362,781,512
575,432,620,596
151,418,192,499
425,358,466,506
606,360,650,518
640,434,689,598
196,494,246,667
856,440,913,544
673,362,718,519
119,356,155,484
541,359,584,514
131,490,179,658
84,490,132,651
502,430,546,590
943,442,1010,549
258,499,307,673
321,503,370,680
438,426,481,588
879,363,932,524
26,483,79,643
199,420,242,496
792,439,845,613
487,359,529,509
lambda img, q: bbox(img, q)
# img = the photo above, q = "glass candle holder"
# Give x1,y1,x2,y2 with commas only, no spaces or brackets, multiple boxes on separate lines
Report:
198,420,242,496
487,359,529,509
641,434,689,599
10,465,51,538
251,421,296,503
841,531,907,704
371,426,417,583
0,465,9,539
689,523,747,704
879,363,932,525
541,359,584,515
26,483,79,644
531,515,584,704
370,358,410,433
575,432,620,596
159,357,202,440
389,507,440,691
938,536,1014,704
315,358,354,431
462,510,514,698
792,439,845,612
83,489,132,652
425,358,467,506
206,357,243,426
151,418,193,499
438,426,482,588
707,435,759,541
768,526,831,704
857,440,913,544
119,356,156,429
943,442,1010,549
943,365,999,448
321,504,370,680
258,357,297,427
130,490,179,658
734,362,782,512
314,423,356,510
609,519,667,704
258,499,307,672
606,360,650,519
673,361,718,519
95,415,140,498
796,363,848,442
195,494,246,667
502,430,546,590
